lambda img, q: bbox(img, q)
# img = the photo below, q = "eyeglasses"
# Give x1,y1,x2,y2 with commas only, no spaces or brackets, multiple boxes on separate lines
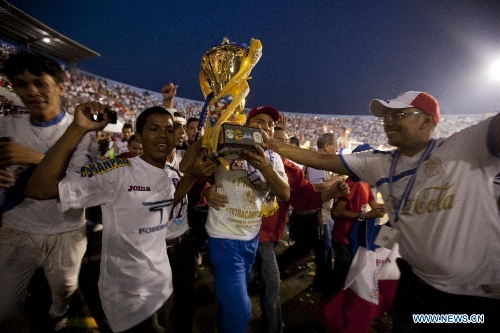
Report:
379,111,424,123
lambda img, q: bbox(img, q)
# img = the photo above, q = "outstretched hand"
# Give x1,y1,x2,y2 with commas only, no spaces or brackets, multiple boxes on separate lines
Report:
260,130,280,152
320,176,350,202
329,178,350,198
276,113,288,129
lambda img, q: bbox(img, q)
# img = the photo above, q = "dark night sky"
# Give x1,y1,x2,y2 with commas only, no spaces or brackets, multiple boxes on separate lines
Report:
7,0,500,115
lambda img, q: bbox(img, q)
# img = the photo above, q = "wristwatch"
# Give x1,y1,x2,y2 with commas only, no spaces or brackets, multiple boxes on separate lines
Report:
358,211,366,221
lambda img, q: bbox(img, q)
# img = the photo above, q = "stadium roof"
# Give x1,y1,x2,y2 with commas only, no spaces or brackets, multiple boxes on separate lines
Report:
0,0,100,63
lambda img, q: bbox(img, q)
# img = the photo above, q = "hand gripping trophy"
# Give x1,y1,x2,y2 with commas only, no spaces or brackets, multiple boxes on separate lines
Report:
196,37,262,169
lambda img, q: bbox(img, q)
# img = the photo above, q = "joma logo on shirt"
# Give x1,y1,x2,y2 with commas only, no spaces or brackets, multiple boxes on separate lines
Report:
128,185,152,192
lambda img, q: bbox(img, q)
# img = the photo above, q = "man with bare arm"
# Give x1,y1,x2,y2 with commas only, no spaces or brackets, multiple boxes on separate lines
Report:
263,91,500,332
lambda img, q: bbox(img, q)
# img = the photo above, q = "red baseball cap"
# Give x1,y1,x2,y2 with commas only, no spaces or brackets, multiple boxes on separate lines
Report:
247,106,279,122
369,91,440,124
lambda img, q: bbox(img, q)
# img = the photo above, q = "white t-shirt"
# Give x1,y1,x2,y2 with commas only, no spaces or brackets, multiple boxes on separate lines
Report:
114,138,129,155
304,166,334,225
206,150,287,241
304,166,326,185
59,156,177,331
494,174,500,199
0,112,97,234
165,151,189,239
341,117,500,299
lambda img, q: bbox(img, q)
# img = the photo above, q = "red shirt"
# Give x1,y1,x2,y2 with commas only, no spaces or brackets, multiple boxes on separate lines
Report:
331,177,374,244
188,178,209,209
259,159,323,242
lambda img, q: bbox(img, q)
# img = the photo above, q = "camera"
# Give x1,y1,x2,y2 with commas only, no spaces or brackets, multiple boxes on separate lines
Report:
92,109,118,124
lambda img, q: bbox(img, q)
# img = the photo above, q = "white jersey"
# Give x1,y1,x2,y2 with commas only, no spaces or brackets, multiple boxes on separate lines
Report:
304,166,334,225
206,150,287,241
341,117,500,299
114,138,129,155
0,112,97,234
165,150,189,239
58,156,178,332
494,175,500,199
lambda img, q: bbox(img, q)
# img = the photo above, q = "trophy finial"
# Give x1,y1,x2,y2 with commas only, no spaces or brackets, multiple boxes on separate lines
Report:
222,37,230,44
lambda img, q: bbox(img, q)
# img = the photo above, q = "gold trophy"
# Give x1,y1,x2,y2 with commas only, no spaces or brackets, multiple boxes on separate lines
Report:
197,37,262,169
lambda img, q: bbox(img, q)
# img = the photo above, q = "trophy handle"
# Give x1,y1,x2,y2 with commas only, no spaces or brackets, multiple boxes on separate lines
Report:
199,71,212,99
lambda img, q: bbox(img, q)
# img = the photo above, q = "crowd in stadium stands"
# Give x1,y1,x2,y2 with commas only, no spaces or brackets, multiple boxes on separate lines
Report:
0,42,487,150
34,68,495,149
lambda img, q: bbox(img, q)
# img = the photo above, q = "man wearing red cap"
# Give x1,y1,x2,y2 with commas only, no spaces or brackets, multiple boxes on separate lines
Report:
263,91,500,331
180,106,290,333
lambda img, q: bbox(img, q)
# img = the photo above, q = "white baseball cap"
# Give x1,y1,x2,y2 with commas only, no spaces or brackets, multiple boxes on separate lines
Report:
369,91,440,124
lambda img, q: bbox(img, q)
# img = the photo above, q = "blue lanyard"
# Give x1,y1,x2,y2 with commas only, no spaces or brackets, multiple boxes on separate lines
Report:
389,139,435,223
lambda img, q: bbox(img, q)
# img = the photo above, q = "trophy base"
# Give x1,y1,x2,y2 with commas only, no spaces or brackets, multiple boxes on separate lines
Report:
219,123,265,154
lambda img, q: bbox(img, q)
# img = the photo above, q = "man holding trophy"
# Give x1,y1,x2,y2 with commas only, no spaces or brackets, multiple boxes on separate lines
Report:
180,39,290,333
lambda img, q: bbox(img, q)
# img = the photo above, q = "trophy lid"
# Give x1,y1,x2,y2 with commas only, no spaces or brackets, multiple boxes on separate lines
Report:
200,38,250,95
220,37,249,49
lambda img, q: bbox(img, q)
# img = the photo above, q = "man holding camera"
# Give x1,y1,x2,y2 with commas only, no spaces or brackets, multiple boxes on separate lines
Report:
0,52,98,332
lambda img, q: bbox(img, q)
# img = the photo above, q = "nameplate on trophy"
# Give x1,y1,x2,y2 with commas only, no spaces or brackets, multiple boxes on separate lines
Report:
220,123,265,153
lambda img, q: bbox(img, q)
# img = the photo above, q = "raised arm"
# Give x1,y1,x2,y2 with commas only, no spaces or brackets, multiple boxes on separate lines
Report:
258,162,290,202
240,146,290,201
25,102,110,199
174,149,219,207
161,82,178,109
263,132,351,176
179,139,204,173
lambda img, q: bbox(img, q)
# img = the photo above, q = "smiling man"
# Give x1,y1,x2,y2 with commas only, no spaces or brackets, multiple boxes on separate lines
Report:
263,91,500,332
25,103,217,332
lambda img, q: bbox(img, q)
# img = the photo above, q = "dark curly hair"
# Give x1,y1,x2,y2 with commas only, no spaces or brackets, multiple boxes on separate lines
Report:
135,107,173,134
3,51,63,84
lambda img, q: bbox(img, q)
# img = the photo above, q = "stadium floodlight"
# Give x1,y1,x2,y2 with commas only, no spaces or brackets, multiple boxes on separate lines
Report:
42,37,50,43
490,59,500,80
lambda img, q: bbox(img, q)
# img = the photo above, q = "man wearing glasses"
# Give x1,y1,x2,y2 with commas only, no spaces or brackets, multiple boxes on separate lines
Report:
263,91,500,332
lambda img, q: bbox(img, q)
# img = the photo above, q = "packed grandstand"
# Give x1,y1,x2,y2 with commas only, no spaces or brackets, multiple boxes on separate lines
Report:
0,40,488,151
